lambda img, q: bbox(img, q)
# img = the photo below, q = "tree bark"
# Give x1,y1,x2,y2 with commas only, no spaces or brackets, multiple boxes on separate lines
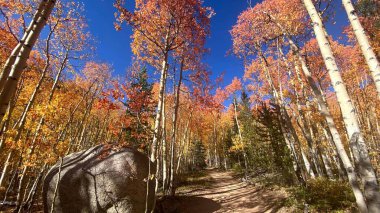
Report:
161,94,167,194
0,0,56,123
233,97,249,178
151,51,169,162
342,0,380,99
168,60,183,196
303,0,379,211
0,1,47,90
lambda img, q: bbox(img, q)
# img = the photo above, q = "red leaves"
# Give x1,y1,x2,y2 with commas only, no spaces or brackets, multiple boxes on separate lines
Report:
114,0,212,68
231,0,307,59
225,77,242,95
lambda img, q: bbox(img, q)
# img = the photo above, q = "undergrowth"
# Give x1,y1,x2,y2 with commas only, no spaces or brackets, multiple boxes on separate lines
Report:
285,177,357,212
176,170,214,192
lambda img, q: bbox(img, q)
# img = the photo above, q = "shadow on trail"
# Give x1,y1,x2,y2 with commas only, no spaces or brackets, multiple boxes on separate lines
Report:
156,196,221,213
216,188,286,213
178,196,221,213
172,169,289,212
194,184,247,197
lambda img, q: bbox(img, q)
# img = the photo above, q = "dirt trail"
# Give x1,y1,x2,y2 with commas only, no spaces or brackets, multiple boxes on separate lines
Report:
176,169,289,213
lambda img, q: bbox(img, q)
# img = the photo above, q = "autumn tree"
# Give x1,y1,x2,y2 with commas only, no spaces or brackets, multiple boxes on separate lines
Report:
112,64,155,149
0,0,56,123
303,0,380,211
342,0,380,98
114,0,212,162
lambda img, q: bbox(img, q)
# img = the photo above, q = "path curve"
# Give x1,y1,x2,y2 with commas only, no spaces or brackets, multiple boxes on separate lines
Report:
177,169,289,213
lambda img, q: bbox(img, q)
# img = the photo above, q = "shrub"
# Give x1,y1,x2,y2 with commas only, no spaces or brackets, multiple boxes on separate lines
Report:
231,163,243,174
293,178,355,211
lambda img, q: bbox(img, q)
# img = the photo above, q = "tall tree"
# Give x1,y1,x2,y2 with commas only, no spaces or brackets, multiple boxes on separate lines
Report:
114,0,212,163
342,0,380,98
0,0,56,123
302,0,380,211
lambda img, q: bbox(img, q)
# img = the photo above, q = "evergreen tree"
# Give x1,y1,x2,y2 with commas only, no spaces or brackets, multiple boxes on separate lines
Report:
124,67,154,148
191,140,207,170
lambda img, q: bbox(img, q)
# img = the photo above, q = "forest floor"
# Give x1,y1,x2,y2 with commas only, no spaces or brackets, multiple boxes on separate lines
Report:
168,168,292,213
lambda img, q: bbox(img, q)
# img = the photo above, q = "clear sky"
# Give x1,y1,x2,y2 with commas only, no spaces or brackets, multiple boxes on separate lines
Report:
81,0,349,88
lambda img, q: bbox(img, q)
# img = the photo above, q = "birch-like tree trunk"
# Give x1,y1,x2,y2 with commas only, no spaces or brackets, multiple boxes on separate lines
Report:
342,0,380,98
0,0,56,123
256,48,306,183
303,0,380,211
0,2,46,90
233,97,249,178
161,95,167,194
168,60,183,196
176,110,193,174
0,151,13,187
151,51,169,161
293,35,367,213
278,45,320,177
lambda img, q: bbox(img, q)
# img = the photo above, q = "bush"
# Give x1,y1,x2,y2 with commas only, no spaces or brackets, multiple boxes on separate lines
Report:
231,163,244,174
292,178,355,211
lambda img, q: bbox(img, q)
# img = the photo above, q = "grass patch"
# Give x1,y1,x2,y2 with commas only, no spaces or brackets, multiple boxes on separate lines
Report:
176,170,215,192
285,178,357,212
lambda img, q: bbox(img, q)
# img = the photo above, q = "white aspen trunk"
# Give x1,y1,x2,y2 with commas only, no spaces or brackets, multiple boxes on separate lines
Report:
308,124,324,177
0,1,47,90
321,125,346,178
161,98,167,194
263,52,311,182
20,176,33,209
15,172,28,212
279,45,320,178
151,69,167,211
10,19,58,156
16,50,50,133
301,149,315,178
24,163,46,211
57,82,95,144
233,97,248,177
168,61,183,196
321,150,334,179
265,11,352,181
155,92,165,195
168,131,175,195
30,50,68,147
66,87,99,154
293,117,316,178
0,150,13,187
0,65,25,144
296,40,367,212
9,37,53,153
2,160,18,204
282,125,302,180
342,0,380,98
213,123,218,168
176,111,193,174
77,123,88,148
0,0,56,122
154,138,161,195
151,52,168,162
207,149,211,167
303,0,379,211
257,48,305,182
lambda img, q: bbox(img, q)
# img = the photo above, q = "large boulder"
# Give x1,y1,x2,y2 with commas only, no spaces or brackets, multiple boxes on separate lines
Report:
43,145,155,213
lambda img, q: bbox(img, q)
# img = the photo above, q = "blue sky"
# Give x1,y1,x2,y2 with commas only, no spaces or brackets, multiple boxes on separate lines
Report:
81,0,349,88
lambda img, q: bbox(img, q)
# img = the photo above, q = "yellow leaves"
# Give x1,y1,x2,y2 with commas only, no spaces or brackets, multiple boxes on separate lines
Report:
45,155,58,165
229,135,245,153
58,140,70,154
115,0,211,69
23,154,38,168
